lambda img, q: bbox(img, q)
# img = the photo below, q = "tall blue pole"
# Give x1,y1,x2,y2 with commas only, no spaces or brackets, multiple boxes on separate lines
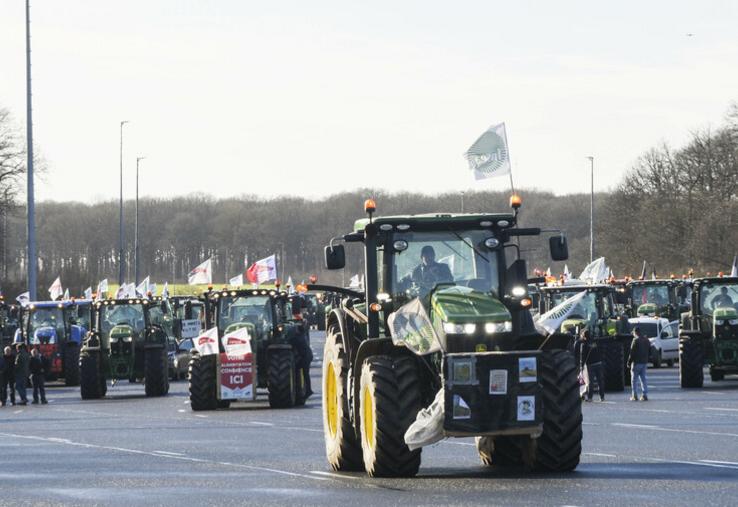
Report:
25,0,37,300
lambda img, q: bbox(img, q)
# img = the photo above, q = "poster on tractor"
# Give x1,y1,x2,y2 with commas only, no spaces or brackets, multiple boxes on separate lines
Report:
180,319,202,339
218,327,255,400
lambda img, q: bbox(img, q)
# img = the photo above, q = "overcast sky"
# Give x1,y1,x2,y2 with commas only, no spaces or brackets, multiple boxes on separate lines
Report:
1,1,736,202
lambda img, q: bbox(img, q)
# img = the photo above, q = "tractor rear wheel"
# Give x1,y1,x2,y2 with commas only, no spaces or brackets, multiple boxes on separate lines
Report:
268,348,297,408
359,355,422,477
64,344,80,386
323,325,363,471
189,354,218,411
679,339,704,388
710,368,724,382
79,351,104,400
144,347,169,397
602,341,625,392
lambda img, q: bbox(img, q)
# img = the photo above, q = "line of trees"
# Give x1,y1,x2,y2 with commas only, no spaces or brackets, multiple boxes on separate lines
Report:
1,104,737,299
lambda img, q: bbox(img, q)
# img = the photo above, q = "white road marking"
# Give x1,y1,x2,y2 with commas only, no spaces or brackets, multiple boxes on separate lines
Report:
194,414,207,418
0,431,330,482
700,459,738,466
584,452,617,458
310,471,360,480
153,450,185,456
705,407,738,412
250,421,275,426
612,422,738,438
177,409,186,413
643,456,738,470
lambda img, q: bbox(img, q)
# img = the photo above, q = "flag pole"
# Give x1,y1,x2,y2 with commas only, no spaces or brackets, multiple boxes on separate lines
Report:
501,123,516,197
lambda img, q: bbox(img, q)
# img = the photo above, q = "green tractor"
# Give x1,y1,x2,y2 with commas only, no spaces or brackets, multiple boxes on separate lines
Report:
316,199,581,477
627,279,680,321
188,289,311,410
78,298,172,399
679,277,738,387
539,285,631,391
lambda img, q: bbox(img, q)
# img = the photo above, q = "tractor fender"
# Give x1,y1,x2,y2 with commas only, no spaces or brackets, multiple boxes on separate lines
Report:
350,337,416,433
326,308,352,357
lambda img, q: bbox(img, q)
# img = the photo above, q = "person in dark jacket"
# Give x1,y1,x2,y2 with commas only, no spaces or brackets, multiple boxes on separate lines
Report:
1,346,14,406
628,327,650,401
14,343,30,405
29,348,48,405
578,329,605,402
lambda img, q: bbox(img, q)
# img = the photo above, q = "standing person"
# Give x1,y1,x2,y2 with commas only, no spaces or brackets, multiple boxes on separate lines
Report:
29,348,48,405
578,329,605,402
14,343,30,406
628,327,650,401
1,346,15,406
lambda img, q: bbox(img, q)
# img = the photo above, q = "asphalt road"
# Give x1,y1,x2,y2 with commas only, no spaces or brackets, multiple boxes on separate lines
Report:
2,331,738,507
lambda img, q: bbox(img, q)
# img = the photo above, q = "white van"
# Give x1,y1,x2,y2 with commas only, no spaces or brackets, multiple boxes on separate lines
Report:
627,317,679,367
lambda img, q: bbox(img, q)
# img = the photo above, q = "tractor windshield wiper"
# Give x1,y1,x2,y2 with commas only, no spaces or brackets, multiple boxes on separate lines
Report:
448,228,489,264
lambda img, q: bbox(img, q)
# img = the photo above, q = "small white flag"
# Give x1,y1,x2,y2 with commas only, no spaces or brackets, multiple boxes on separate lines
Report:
229,274,244,286
287,276,294,294
730,255,737,278
162,282,170,299
193,327,219,355
464,123,512,180
98,279,108,298
16,291,30,306
563,265,571,281
49,277,63,301
246,254,278,284
188,258,213,285
136,276,151,297
349,274,360,288
63,288,70,301
84,287,92,300
534,291,588,335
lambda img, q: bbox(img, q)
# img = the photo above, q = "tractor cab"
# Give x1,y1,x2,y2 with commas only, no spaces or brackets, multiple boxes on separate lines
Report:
0,301,19,347
168,295,205,340
679,277,738,386
627,279,679,321
539,285,625,337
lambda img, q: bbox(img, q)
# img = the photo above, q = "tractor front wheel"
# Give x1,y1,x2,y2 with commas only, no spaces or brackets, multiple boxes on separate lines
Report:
267,348,297,408
144,347,169,397
189,354,218,411
679,339,704,388
359,355,422,477
79,351,104,400
64,344,81,386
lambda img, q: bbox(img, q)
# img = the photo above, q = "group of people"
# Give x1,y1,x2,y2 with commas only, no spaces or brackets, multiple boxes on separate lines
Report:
577,327,651,402
1,343,48,406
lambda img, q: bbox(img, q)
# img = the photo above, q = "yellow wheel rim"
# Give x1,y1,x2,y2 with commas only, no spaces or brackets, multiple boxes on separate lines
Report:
326,362,338,437
363,385,374,448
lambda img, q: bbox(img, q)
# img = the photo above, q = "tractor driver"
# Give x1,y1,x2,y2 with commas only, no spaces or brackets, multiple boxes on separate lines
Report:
711,286,735,310
408,245,453,292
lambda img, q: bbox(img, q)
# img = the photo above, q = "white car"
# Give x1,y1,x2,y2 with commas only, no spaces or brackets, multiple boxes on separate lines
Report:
627,317,679,367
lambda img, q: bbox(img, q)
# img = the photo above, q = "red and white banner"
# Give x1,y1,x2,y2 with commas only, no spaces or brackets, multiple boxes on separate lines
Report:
188,258,213,285
221,326,252,358
246,254,277,284
219,327,254,400
49,277,63,301
193,327,219,355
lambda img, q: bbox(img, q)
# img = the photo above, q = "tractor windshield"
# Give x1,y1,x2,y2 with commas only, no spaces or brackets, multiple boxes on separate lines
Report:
700,283,738,315
218,296,273,335
388,229,500,300
28,307,65,344
100,304,146,338
554,291,600,324
632,285,670,306
72,304,92,330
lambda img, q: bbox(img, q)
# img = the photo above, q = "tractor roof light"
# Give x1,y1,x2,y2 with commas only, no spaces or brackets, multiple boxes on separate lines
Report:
510,194,522,210
364,198,376,214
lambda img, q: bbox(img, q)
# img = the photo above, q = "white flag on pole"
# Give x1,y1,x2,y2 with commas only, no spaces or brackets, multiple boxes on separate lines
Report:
563,265,571,281
731,255,737,278
193,327,219,356
534,291,588,335
98,279,108,298
286,276,294,294
188,258,213,285
83,287,92,300
16,291,30,306
49,277,63,301
62,288,70,301
136,276,151,297
464,123,512,180
246,255,277,284
162,282,170,299
578,258,609,284
349,274,360,289
229,274,244,286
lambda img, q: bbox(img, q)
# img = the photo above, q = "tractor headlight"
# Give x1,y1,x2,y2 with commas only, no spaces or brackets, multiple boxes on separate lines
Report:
484,321,512,334
109,336,119,343
729,319,738,326
123,336,133,343
443,322,477,335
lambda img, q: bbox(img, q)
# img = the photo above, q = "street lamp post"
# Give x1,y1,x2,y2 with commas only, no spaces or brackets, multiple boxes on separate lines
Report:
25,0,38,300
587,156,595,262
118,120,128,286
134,156,145,285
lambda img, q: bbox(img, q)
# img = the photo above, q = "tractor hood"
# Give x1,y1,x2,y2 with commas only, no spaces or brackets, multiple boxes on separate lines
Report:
110,324,135,341
431,286,511,324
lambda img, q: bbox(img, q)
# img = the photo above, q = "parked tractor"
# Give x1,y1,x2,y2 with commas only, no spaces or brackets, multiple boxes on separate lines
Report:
14,300,89,385
168,295,205,340
539,284,631,391
626,279,680,321
188,289,312,410
316,198,581,477
679,277,738,387
78,297,171,399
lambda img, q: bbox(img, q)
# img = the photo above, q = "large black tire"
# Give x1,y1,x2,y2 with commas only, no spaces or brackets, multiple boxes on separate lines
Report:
189,354,219,411
294,364,308,407
359,355,422,477
679,339,704,388
144,347,169,397
322,325,363,471
268,348,296,408
602,340,625,392
64,344,81,386
79,351,104,400
651,349,662,369
710,369,725,382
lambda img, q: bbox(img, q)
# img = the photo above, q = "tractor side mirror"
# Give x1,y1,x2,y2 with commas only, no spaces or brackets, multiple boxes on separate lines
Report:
324,245,346,270
549,235,569,261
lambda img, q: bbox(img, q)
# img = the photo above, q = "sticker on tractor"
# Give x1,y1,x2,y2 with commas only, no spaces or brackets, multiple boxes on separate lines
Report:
194,327,219,355
452,358,474,383
489,369,508,395
219,354,254,400
518,357,537,383
180,319,202,339
452,394,471,419
517,395,535,421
